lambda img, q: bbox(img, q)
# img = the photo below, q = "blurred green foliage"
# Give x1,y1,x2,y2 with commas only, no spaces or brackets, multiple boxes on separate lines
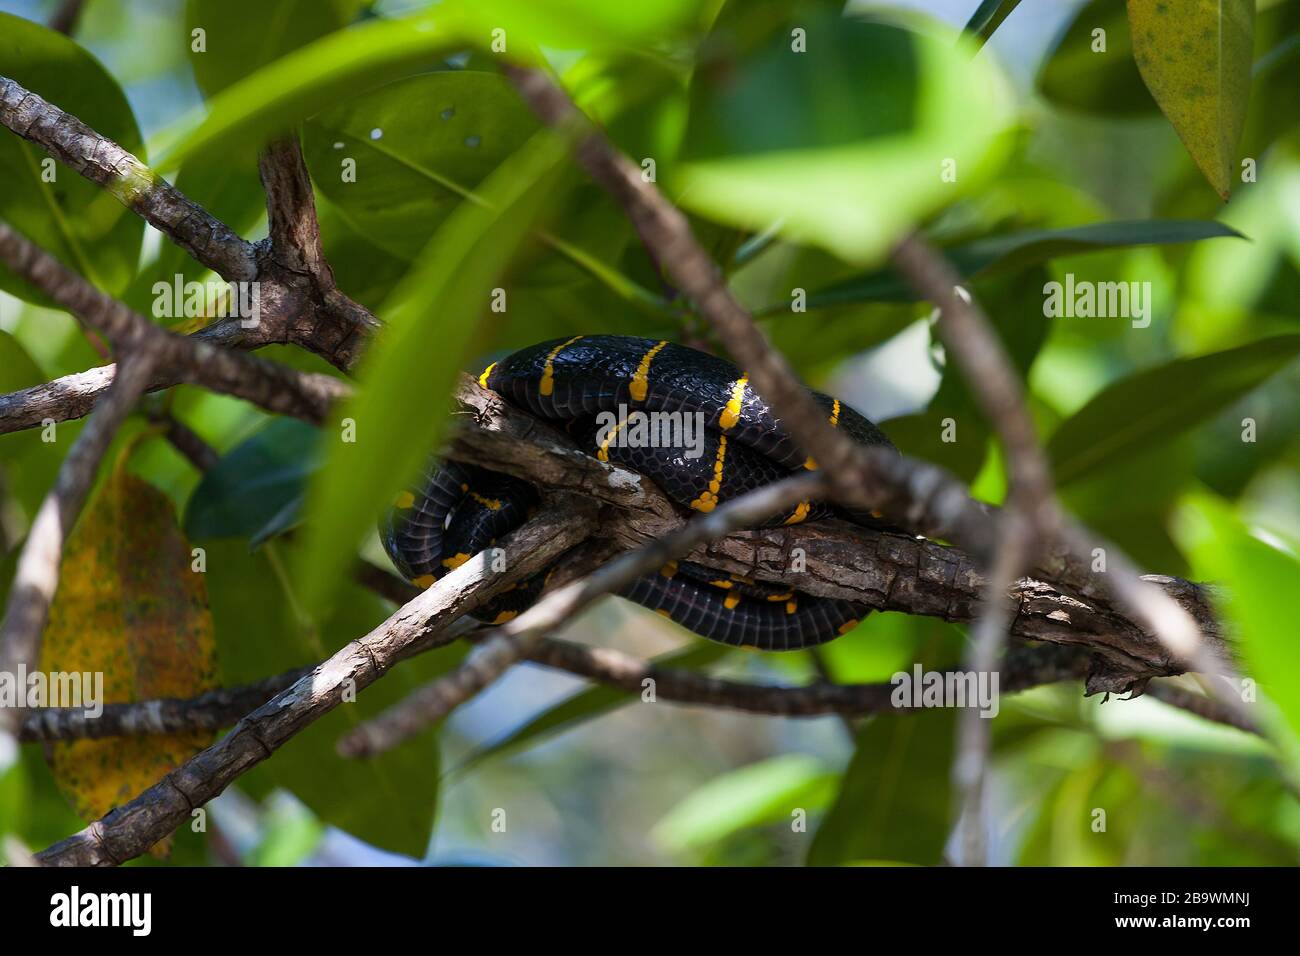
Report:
0,0,1297,866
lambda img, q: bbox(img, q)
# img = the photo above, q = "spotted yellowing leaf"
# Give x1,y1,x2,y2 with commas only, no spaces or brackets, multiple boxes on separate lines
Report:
1127,0,1254,199
41,462,217,854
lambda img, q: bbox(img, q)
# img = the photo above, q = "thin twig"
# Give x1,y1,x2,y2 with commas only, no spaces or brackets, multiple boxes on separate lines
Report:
258,137,335,285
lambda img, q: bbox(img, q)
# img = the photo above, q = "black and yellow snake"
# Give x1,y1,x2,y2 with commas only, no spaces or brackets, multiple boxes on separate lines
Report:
382,335,896,650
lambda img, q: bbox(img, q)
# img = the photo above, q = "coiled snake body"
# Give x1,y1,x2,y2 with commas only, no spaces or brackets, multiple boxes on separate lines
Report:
382,335,896,650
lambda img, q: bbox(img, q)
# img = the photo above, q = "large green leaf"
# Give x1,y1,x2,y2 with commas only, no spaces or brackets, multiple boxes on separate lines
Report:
1037,0,1158,116
157,11,467,170
1128,0,1254,199
0,13,144,301
304,71,665,314
303,72,541,262
451,0,704,50
651,754,837,854
808,707,956,866
794,219,1242,311
296,130,569,615
183,418,320,541
1047,334,1300,486
675,8,1012,265
161,0,705,171
1176,494,1300,751
186,0,363,98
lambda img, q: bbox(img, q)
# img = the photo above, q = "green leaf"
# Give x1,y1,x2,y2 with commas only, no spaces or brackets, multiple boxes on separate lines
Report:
158,11,466,170
0,13,144,301
304,71,666,314
1037,0,1158,116
451,0,704,50
1128,0,1254,199
317,195,411,311
808,708,955,866
186,0,363,98
303,72,542,261
183,418,320,541
651,754,836,853
296,130,570,615
675,8,1012,265
449,640,729,778
962,0,1023,46
1175,495,1300,752
796,219,1242,310
246,796,325,867
203,538,452,856
1047,334,1300,486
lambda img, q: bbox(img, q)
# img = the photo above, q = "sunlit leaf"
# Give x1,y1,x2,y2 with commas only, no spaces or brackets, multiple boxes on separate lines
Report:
675,8,1013,265
652,754,836,853
1176,494,1300,748
0,13,144,301
296,130,570,615
450,0,704,50
1128,0,1254,199
158,12,467,170
42,462,217,855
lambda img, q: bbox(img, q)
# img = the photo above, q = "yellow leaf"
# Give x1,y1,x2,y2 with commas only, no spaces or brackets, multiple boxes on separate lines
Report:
41,460,217,856
1128,0,1254,199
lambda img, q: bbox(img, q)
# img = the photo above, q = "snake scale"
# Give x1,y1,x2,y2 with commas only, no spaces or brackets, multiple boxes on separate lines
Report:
382,335,896,650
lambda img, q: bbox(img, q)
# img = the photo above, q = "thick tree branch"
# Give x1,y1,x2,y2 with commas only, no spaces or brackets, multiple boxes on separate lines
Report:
0,75,257,281
34,503,596,866
337,473,826,757
446,373,1224,689
258,137,335,286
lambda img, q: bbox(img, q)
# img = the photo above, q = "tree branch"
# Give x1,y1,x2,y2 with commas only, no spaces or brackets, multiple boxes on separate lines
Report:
0,221,351,425
337,473,826,757
445,373,1225,689
517,635,1094,718
258,137,335,286
0,75,257,281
